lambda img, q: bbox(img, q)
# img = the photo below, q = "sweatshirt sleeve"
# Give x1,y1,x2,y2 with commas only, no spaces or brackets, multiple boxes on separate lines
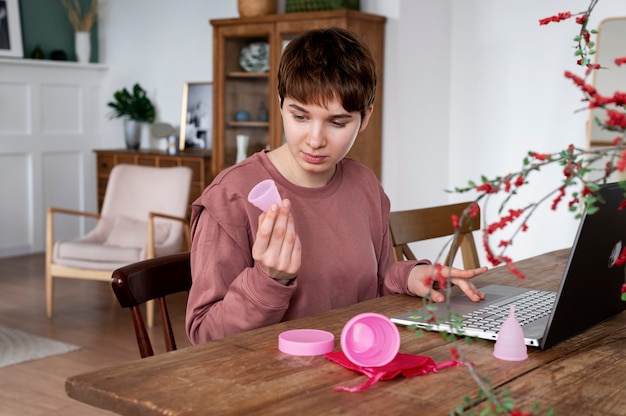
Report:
185,203,296,344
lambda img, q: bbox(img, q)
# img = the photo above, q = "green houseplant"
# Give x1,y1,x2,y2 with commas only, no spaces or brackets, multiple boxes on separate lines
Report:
107,83,156,150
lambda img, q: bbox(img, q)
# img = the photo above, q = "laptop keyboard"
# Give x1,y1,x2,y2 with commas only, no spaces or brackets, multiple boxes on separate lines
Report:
460,290,556,333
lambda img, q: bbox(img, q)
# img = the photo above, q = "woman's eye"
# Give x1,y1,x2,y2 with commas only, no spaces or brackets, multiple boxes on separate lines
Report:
292,113,306,121
331,120,347,128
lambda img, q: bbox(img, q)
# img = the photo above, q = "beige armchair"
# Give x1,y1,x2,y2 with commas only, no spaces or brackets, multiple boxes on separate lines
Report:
46,164,192,327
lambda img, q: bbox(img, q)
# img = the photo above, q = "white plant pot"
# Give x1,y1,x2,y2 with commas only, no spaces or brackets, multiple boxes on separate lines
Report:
75,31,90,64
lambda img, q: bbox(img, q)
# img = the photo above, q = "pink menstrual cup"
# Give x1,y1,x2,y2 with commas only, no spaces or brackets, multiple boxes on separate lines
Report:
493,305,528,361
340,313,400,367
248,179,281,211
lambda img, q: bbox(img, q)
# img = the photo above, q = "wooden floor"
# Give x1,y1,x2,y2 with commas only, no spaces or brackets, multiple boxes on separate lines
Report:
0,253,191,416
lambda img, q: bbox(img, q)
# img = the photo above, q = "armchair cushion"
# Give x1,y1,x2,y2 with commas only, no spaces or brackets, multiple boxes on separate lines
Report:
53,241,144,270
105,216,170,248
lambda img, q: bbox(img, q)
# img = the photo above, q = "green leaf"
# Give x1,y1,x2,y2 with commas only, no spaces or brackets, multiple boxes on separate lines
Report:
107,83,156,123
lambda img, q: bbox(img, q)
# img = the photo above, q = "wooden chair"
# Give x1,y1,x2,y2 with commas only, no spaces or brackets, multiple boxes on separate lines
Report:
111,251,192,358
46,164,192,327
388,201,481,268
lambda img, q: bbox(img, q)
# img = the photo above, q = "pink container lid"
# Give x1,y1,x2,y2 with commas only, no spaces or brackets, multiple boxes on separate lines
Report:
278,329,335,356
340,312,400,367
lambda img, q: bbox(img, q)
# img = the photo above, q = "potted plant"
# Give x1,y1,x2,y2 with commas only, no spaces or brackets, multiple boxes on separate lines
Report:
107,83,157,150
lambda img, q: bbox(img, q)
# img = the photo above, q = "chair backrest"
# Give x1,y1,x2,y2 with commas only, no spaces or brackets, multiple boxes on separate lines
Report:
111,251,191,358
102,163,192,229
388,201,481,269
99,164,192,254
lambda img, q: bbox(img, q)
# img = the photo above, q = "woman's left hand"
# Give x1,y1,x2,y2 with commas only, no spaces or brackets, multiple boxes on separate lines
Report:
407,264,488,303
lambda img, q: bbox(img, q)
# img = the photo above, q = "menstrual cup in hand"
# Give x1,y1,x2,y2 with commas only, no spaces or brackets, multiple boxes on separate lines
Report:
248,179,281,211
493,305,528,361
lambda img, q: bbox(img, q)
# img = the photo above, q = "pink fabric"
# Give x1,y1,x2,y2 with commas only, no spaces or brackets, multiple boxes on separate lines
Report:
325,351,466,392
186,151,430,344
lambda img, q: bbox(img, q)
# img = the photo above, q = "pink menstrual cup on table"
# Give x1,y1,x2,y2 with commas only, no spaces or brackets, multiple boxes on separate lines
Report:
340,312,400,367
493,305,528,361
248,179,281,211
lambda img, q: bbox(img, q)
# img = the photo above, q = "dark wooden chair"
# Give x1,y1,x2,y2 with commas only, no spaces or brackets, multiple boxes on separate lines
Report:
111,251,191,358
388,202,481,268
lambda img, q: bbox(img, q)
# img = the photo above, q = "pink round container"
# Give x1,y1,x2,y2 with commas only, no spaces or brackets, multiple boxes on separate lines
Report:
278,329,335,356
340,312,400,367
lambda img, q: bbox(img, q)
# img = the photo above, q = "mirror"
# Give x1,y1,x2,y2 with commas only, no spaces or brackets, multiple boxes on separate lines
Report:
588,16,626,146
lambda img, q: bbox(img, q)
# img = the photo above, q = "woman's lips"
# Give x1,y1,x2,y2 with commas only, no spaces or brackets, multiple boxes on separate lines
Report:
302,152,327,164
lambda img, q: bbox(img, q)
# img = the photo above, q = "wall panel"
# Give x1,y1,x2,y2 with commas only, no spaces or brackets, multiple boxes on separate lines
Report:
0,154,32,255
0,58,108,258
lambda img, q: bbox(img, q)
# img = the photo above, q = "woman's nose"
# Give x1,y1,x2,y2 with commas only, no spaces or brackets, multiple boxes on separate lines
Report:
306,123,325,148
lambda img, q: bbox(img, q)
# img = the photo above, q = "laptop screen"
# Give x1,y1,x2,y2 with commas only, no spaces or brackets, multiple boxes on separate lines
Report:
541,182,626,349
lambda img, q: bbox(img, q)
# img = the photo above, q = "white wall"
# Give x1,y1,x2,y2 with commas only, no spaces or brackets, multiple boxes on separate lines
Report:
98,1,237,149
96,0,626,265
447,0,626,263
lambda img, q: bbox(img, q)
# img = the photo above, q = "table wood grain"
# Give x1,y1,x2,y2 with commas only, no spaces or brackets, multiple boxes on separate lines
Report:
65,249,626,415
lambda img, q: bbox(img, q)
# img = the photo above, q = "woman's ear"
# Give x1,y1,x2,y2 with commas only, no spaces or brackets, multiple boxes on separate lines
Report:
359,105,374,132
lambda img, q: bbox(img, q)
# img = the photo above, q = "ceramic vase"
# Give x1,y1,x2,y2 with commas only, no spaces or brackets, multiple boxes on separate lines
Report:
75,31,90,64
124,118,141,150
236,134,249,163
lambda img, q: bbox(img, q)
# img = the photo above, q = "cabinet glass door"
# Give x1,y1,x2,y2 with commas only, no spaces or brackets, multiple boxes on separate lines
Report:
223,36,271,167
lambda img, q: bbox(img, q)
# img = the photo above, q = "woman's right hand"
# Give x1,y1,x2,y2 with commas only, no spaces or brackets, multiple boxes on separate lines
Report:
252,199,301,281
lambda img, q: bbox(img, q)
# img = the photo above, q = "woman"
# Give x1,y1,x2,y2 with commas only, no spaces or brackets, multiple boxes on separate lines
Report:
186,27,486,344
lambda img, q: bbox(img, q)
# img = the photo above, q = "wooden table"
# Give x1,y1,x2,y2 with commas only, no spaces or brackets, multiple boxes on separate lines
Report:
65,249,626,415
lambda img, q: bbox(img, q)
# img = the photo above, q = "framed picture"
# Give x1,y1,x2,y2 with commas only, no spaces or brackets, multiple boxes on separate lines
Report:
179,82,212,151
0,0,23,58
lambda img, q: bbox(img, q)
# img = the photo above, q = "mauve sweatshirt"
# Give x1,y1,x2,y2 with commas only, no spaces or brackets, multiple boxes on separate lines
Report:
186,151,426,344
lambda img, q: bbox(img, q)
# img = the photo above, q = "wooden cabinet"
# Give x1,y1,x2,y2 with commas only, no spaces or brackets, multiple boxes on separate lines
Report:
94,149,213,217
210,10,386,178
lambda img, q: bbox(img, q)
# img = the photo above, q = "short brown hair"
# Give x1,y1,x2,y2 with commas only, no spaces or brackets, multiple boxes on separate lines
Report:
277,27,377,118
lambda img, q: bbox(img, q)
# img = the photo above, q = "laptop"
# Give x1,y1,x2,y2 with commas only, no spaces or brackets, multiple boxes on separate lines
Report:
391,182,626,350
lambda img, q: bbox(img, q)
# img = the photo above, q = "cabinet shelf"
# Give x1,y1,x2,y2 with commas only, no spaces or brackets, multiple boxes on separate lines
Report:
227,71,269,78
228,121,269,128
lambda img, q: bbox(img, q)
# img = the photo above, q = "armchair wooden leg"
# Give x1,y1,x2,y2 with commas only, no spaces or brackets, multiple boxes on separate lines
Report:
46,271,53,318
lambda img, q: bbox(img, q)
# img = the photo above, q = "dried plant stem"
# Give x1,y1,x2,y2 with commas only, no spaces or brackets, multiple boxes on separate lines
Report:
61,0,99,32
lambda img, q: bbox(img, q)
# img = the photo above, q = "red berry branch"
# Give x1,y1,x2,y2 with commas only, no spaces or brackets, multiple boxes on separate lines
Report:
434,1,626,414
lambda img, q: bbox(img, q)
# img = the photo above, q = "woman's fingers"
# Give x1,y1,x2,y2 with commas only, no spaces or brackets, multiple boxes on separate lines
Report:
409,264,488,303
252,199,301,279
